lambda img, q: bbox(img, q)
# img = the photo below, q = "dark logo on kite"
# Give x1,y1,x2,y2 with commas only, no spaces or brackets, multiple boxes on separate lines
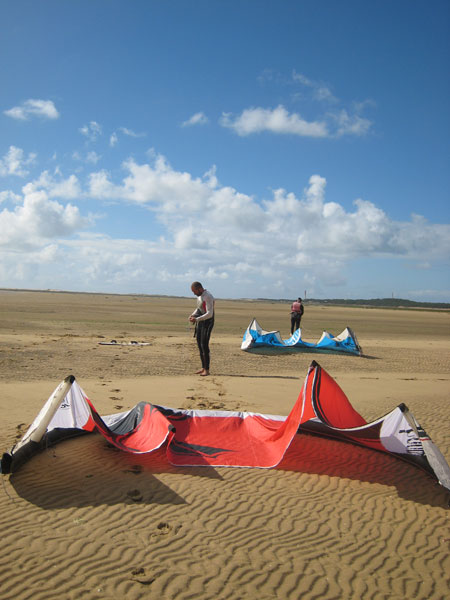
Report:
170,440,233,458
398,429,424,456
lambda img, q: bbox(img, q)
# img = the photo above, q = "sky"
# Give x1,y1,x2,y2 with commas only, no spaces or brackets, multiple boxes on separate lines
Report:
1,0,449,301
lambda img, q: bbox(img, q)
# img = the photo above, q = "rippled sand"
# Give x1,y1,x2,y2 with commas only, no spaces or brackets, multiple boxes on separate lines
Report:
0,290,449,599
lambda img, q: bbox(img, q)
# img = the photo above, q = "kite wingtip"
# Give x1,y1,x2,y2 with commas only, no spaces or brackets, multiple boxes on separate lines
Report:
0,452,12,475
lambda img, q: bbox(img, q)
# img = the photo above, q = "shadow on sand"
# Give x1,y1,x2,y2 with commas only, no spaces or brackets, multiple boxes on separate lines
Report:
7,432,448,510
8,436,222,510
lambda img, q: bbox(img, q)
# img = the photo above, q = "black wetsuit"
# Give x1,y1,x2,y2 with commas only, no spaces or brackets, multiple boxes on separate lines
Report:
196,317,215,370
192,289,215,370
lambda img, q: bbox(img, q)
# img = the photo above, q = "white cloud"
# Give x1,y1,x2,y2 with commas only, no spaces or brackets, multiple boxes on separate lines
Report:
0,181,88,250
4,99,60,120
0,146,37,177
247,70,374,138
87,155,450,269
110,127,146,147
79,121,102,142
25,171,82,199
330,109,373,137
89,154,216,211
88,169,124,201
119,127,146,138
221,104,373,138
292,71,338,103
220,105,328,137
182,112,209,127
72,150,102,165
86,151,102,164
0,190,22,204
1,153,448,299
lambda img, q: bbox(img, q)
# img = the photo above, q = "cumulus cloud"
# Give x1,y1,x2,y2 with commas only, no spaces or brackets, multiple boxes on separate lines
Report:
0,190,22,204
4,99,60,120
88,154,267,237
0,146,37,177
249,70,374,138
221,104,373,138
26,171,82,199
182,112,209,127
220,105,328,137
89,154,218,211
1,153,448,298
0,176,89,250
87,154,450,269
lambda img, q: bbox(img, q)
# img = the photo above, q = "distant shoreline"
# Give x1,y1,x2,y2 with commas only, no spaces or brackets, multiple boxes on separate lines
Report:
264,297,450,311
0,287,448,311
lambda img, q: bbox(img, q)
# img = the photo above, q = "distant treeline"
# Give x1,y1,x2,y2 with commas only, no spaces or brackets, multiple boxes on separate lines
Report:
257,297,450,310
1,288,448,309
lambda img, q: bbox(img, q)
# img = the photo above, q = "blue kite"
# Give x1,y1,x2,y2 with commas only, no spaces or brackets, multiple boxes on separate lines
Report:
241,318,362,356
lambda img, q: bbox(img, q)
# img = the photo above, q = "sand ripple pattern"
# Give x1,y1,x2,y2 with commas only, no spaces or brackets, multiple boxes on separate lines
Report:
1,433,449,600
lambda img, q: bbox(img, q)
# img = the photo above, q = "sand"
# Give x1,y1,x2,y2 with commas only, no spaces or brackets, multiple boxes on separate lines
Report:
0,290,449,600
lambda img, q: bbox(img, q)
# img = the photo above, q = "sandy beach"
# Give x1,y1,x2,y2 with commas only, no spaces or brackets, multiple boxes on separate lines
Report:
0,290,449,600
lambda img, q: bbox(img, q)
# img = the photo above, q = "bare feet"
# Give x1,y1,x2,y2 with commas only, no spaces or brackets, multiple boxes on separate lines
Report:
195,368,210,376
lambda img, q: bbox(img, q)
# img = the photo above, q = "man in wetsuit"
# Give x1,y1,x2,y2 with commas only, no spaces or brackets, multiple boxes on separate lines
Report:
189,281,215,376
290,297,304,335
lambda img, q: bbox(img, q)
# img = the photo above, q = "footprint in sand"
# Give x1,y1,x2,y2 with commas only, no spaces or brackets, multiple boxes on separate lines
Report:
210,402,225,409
130,567,156,586
123,464,143,475
154,523,182,536
156,522,171,534
15,423,26,440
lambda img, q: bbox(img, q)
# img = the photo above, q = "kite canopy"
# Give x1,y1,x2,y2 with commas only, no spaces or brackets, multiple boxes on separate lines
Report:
241,318,362,355
1,362,449,493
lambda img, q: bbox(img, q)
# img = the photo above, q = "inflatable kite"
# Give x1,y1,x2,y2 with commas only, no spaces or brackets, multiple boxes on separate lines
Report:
1,362,449,494
241,318,362,355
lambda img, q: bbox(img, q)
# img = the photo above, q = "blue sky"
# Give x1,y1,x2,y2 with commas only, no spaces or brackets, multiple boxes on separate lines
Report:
1,0,449,301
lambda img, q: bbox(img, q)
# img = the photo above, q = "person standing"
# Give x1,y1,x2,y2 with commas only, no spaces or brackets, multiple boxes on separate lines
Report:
189,282,215,376
290,297,304,335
